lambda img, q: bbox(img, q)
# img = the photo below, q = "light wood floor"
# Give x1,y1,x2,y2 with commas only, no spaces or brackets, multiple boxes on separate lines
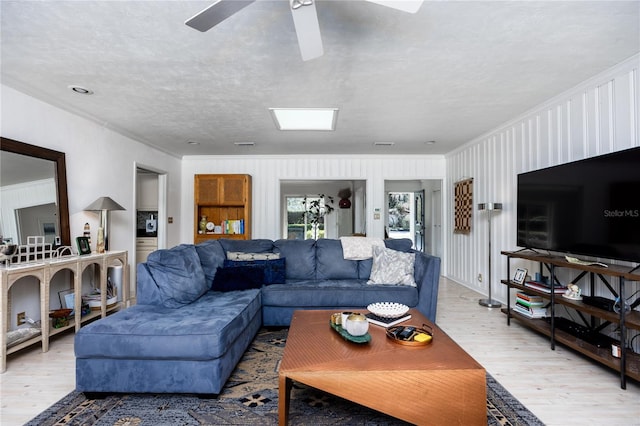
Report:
1,278,639,426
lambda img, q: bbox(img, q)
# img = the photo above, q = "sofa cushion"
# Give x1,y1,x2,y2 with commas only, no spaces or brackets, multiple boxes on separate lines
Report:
274,239,316,280
211,266,264,292
75,289,262,360
316,239,359,280
219,239,274,253
146,244,209,308
384,238,414,252
195,239,226,285
223,258,286,285
367,246,416,286
261,279,418,308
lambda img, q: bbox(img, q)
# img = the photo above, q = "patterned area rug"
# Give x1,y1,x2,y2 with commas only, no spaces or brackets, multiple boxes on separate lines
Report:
27,328,544,425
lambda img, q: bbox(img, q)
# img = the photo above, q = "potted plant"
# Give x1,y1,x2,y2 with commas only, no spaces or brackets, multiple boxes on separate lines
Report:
302,194,335,239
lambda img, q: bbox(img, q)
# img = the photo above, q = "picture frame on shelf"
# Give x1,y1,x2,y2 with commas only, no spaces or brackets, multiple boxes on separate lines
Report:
76,236,91,255
58,288,75,314
513,267,528,285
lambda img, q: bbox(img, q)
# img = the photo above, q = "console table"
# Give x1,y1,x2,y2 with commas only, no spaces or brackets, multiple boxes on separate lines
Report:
501,250,640,389
0,250,128,372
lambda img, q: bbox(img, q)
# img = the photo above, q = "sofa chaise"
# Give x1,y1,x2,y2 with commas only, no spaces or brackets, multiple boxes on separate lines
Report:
75,238,441,395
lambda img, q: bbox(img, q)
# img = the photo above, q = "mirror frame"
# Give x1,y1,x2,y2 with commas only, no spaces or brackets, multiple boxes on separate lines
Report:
1,137,71,246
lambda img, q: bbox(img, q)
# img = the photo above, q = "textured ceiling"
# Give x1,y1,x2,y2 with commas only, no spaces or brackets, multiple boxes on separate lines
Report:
1,1,639,157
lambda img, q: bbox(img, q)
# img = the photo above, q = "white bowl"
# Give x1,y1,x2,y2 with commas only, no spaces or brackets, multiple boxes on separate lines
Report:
367,302,409,319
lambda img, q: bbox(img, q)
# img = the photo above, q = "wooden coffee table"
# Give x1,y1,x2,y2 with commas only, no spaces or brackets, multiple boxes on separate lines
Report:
278,309,486,425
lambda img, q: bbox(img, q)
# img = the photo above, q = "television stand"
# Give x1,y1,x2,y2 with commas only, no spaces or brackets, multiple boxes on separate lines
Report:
501,250,640,389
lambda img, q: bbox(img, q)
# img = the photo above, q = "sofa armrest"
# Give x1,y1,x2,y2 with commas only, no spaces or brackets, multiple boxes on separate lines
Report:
412,252,441,323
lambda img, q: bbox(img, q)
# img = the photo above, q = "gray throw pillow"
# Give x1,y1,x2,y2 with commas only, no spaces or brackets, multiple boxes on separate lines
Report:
367,246,416,286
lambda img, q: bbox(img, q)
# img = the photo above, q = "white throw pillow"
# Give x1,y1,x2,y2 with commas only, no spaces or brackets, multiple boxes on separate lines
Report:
367,246,416,286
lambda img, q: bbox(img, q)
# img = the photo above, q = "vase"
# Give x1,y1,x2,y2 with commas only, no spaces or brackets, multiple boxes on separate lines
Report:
339,198,351,208
199,216,207,233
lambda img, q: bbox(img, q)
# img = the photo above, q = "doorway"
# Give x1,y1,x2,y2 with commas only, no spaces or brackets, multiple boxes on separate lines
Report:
385,180,442,256
280,180,366,239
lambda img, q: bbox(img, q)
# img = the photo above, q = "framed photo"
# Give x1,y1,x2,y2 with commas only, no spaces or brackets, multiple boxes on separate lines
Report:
513,268,528,285
58,288,75,312
76,236,91,255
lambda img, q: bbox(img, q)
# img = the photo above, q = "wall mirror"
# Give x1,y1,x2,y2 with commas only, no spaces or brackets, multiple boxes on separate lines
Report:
0,137,70,246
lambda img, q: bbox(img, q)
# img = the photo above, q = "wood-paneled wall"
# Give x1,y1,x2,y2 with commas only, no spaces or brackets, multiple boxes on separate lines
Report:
446,54,639,302
181,155,447,241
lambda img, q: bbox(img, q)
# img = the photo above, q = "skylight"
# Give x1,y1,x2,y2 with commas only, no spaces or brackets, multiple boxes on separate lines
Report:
269,108,338,131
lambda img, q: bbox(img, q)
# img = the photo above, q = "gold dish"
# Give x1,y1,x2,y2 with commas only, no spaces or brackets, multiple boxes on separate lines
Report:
386,324,433,347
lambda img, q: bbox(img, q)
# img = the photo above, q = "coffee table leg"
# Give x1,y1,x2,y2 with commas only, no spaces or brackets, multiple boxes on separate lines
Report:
278,375,292,426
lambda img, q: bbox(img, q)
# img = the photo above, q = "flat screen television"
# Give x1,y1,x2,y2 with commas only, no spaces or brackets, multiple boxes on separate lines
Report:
517,147,640,263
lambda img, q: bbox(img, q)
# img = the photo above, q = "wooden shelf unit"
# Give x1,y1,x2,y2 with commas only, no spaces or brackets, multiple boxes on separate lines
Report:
1,250,128,372
501,250,640,389
194,174,252,243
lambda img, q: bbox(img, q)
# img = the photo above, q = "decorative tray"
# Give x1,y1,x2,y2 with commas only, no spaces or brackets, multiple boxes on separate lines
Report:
386,324,433,347
367,302,409,319
329,316,371,344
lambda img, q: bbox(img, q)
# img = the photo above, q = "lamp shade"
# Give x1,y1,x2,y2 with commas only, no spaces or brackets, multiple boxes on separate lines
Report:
84,197,125,211
477,203,502,211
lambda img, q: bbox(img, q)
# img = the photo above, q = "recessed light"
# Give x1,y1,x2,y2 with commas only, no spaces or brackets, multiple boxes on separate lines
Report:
269,108,338,131
425,140,436,145
373,142,395,146
187,141,200,145
68,85,93,95
234,142,255,147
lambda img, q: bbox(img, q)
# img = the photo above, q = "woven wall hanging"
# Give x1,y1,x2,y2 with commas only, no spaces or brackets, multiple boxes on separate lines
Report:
454,178,473,234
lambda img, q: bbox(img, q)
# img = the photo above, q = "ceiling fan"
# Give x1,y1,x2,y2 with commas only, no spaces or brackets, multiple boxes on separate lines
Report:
185,0,423,61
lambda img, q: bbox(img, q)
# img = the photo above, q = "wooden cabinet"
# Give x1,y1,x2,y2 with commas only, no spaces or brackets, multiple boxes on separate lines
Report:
136,237,157,263
194,174,251,243
1,250,128,372
501,250,640,389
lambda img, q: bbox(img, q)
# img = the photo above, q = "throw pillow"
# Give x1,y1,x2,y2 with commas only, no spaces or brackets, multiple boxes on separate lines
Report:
367,246,416,287
223,258,286,285
211,266,263,292
226,251,281,261
146,244,209,308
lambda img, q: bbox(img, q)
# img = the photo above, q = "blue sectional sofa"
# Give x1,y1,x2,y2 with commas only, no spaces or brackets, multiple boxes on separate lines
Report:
75,238,441,395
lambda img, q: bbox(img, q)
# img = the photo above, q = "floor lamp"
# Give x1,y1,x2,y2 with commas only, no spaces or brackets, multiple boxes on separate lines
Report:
478,202,502,308
84,196,125,251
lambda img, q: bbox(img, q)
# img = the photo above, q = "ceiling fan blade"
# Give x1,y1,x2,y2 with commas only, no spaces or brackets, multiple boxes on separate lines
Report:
365,0,423,14
290,1,324,61
185,0,255,32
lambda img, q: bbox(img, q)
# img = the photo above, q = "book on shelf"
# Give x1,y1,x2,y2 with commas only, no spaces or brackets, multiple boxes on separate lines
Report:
515,293,545,307
513,303,547,319
516,297,544,307
365,313,412,328
515,300,547,314
524,281,567,294
516,292,544,303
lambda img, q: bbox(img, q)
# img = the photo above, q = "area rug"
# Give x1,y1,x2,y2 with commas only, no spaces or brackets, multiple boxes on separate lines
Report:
27,328,544,425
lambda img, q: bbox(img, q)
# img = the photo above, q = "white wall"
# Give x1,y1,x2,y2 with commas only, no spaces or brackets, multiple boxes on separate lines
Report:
181,156,447,241
1,84,183,304
445,54,640,302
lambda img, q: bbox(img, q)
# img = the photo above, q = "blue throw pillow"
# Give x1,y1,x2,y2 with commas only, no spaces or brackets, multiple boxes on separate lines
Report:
211,266,263,292
223,258,286,285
